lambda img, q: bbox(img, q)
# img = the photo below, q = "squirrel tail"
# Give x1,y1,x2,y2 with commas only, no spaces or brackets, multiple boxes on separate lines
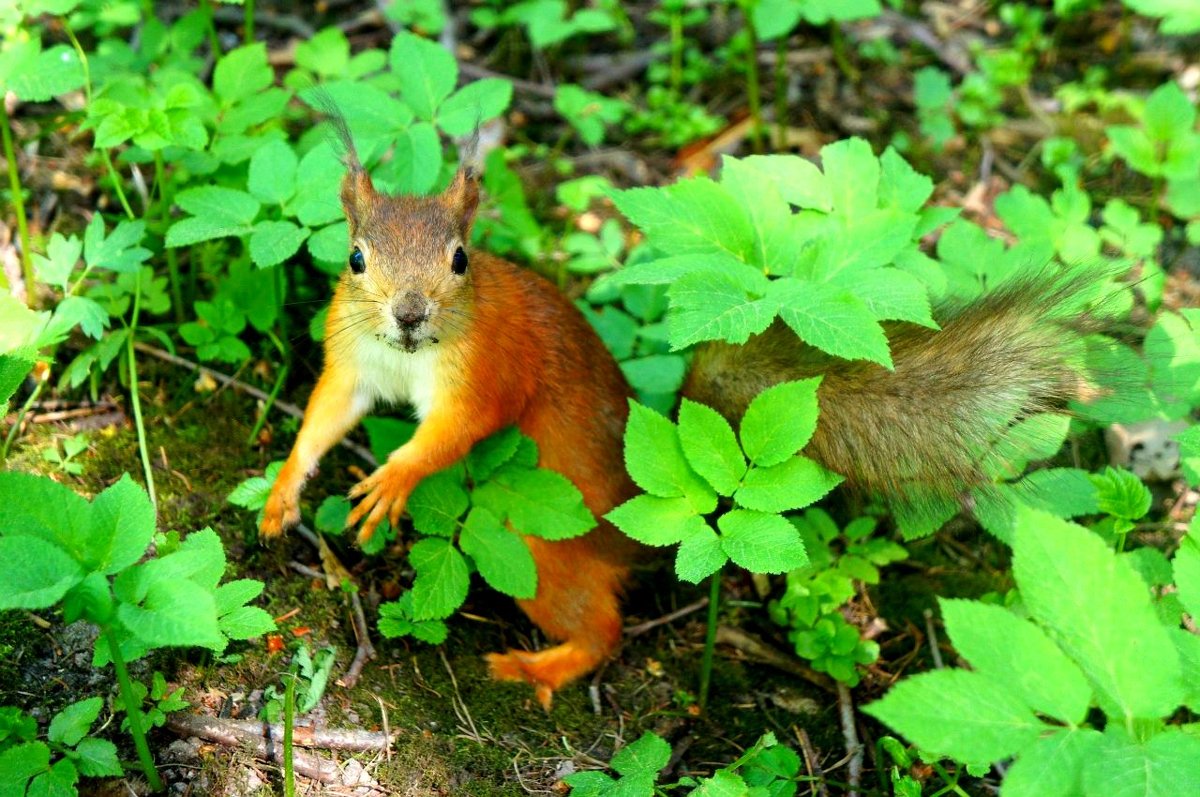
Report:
682,269,1107,511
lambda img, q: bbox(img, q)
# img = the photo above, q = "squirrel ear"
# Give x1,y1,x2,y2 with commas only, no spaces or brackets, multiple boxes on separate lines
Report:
442,167,480,234
340,166,378,231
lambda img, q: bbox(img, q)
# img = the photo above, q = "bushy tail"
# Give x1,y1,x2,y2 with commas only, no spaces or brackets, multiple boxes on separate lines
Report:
682,270,1106,506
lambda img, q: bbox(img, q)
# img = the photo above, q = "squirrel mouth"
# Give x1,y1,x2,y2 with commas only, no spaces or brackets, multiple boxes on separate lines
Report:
381,331,436,354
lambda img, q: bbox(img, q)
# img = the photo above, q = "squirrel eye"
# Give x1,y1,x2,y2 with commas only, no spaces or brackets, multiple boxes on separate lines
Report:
349,247,365,274
451,246,468,276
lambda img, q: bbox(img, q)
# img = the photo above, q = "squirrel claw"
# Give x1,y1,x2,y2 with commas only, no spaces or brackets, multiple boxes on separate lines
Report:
346,465,410,545
260,481,300,539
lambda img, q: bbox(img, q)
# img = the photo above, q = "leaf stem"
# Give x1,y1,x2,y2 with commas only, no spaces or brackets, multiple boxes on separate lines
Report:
105,628,163,791
1,377,44,460
127,268,158,510
774,36,788,150
247,330,289,445
1,100,34,305
742,9,764,153
283,670,296,797
699,565,722,710
244,0,255,44
153,151,184,323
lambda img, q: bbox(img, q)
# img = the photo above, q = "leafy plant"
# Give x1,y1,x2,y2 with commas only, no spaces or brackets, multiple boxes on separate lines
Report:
866,508,1200,796
261,643,337,723
0,471,275,790
40,433,88,475
0,699,123,796
566,730,801,796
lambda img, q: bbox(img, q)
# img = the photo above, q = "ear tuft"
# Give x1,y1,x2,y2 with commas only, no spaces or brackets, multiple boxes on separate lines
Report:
443,167,480,233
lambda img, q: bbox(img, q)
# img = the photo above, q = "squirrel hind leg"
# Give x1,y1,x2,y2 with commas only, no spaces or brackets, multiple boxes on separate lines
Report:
486,536,627,709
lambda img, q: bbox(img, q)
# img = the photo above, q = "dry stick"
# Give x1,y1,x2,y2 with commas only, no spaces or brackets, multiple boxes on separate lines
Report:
623,597,709,638
716,626,836,693
836,682,863,797
165,715,390,786
923,608,945,669
795,726,830,797
133,343,377,466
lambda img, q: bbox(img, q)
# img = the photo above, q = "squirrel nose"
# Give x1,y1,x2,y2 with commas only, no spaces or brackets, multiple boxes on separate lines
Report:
394,291,428,329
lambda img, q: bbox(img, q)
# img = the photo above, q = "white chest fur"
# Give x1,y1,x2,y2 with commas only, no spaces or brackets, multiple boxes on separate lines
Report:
352,336,440,421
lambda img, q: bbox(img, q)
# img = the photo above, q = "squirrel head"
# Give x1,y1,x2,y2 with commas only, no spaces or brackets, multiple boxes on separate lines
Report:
337,159,480,354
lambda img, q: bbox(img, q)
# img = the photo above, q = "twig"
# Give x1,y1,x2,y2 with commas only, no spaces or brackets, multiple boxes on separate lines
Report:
133,343,377,466
623,598,709,637
439,648,483,743
795,726,829,797
836,682,863,797
923,608,945,669
715,626,836,693
165,714,387,787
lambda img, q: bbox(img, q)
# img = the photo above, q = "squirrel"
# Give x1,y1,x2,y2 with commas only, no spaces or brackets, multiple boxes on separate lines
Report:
259,135,1098,708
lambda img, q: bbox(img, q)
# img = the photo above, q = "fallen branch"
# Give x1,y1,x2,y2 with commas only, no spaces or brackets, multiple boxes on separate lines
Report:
836,682,864,797
624,598,709,638
715,626,836,693
166,714,388,787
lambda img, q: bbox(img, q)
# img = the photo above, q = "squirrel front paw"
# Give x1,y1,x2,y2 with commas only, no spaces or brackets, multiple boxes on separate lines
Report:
346,464,413,545
260,479,301,539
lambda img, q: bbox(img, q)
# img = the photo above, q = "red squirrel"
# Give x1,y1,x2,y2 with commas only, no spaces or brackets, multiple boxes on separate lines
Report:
260,134,1097,708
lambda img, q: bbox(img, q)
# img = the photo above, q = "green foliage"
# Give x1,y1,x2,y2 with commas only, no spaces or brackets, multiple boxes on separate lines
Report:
117,671,189,734
566,730,801,796
555,84,630,147
608,385,843,582
0,700,122,797
1107,81,1200,181
40,433,88,475
770,510,906,685
471,0,617,50
865,509,1200,793
261,644,337,723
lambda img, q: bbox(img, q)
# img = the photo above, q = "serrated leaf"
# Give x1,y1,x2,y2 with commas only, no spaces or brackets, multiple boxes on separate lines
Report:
473,466,596,540
940,599,1092,724
734,456,843,513
0,536,84,610
390,31,457,120
611,731,671,777
249,220,309,268
1013,508,1184,721
999,727,1098,797
739,378,822,467
612,178,756,263
214,43,273,105
770,279,892,367
439,78,513,136
307,222,348,264
622,402,717,512
718,510,808,574
116,577,224,651
248,139,298,205
88,474,156,574
219,606,275,640
1174,524,1200,621
1081,727,1200,797
675,525,727,583
466,427,523,481
408,469,468,537
677,399,745,495
667,271,776,350
72,737,123,777
47,698,101,747
606,495,709,546
408,538,470,621
459,507,536,599
864,669,1045,765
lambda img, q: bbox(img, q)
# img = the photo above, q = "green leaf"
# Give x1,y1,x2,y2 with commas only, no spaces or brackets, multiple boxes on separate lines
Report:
0,742,50,794
408,469,469,537
389,31,457,120
739,378,822,467
294,27,350,77
473,466,596,540
247,139,298,205
219,606,276,640
249,220,309,268
734,456,843,513
83,217,150,273
1012,508,1184,721
0,536,84,610
378,593,449,644
1173,523,1200,622
213,579,265,616
718,511,808,574
307,222,349,263
7,44,84,101
48,698,101,747
940,599,1092,724
613,178,756,263
621,402,717,512
466,427,523,481
677,399,745,495
214,43,273,105
1000,727,1098,797
666,271,775,350
439,78,513,136
612,731,671,777
72,737,123,777
116,577,225,651
864,669,1045,765
606,495,709,546
409,538,470,621
1089,467,1152,521
88,474,156,575
167,187,260,246
675,525,727,583
32,233,81,291
459,507,537,599
769,279,892,367
1082,726,1200,797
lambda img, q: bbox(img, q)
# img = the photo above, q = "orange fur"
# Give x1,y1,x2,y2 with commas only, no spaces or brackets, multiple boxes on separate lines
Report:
261,161,638,706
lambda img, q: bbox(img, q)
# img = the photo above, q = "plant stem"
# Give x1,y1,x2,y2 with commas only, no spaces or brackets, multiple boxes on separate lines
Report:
127,269,157,510
153,152,184,322
244,0,255,43
1,377,44,460
200,0,221,58
283,670,296,797
742,11,764,153
774,36,788,150
105,628,163,792
247,329,289,445
669,10,683,95
698,565,722,710
1,101,34,306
